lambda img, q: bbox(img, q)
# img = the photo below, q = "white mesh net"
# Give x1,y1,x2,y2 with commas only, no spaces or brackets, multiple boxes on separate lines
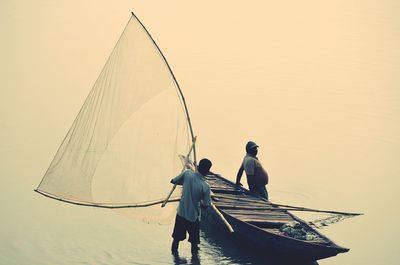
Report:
37,15,192,208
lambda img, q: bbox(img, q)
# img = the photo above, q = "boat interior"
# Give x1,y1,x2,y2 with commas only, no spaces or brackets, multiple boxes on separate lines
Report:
206,174,332,246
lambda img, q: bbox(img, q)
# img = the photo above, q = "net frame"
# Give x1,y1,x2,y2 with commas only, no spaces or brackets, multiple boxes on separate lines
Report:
35,12,197,208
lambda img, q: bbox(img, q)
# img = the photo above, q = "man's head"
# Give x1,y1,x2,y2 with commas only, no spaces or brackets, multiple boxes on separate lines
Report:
246,141,259,156
198,158,212,176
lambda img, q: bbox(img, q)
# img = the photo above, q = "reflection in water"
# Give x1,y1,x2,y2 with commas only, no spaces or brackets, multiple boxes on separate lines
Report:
172,252,201,265
198,221,318,265
191,253,201,265
172,252,188,264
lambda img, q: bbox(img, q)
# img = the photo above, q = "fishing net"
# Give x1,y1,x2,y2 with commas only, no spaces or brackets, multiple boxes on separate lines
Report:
36,15,192,210
301,212,358,229
286,210,359,229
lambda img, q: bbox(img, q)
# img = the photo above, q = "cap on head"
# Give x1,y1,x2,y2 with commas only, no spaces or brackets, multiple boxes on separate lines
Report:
198,158,212,176
246,141,259,153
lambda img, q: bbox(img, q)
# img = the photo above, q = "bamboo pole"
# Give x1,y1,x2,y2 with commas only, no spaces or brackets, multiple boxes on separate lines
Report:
269,203,363,216
161,184,177,208
208,190,234,233
161,137,197,208
211,204,234,233
131,11,197,167
211,194,362,216
35,189,180,208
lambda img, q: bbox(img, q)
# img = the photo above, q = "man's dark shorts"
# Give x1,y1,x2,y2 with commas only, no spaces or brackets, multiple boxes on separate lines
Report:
172,214,200,244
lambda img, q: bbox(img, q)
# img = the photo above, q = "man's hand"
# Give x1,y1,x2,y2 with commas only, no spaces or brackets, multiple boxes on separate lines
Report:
235,182,244,193
200,203,208,210
235,182,243,187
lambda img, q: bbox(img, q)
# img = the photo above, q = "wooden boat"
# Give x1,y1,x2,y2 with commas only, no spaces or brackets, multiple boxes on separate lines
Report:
33,13,353,262
203,173,349,261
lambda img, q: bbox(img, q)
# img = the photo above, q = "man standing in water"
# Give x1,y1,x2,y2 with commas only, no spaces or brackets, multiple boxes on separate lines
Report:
170,158,212,254
236,141,269,200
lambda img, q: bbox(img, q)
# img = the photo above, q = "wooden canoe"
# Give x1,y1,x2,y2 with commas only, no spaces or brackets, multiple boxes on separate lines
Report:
202,174,349,261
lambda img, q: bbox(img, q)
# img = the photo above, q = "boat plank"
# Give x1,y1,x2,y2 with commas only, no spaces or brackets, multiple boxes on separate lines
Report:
226,211,293,217
223,209,292,216
217,204,274,210
230,215,293,222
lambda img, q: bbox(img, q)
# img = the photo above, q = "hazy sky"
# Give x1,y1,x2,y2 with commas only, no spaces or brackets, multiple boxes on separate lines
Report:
2,0,398,191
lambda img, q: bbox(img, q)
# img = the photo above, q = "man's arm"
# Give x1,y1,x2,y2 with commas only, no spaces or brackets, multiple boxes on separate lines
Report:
170,171,185,185
201,186,212,209
236,165,244,186
239,158,256,187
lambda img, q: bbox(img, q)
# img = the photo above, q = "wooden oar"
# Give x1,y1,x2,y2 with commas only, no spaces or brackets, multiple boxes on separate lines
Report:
211,204,234,233
209,189,234,233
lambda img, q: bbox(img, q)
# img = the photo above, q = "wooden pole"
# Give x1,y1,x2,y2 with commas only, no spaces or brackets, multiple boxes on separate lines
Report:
269,202,363,216
161,184,177,208
208,190,234,233
211,194,362,216
211,204,234,233
35,189,180,208
131,11,197,167
161,137,196,208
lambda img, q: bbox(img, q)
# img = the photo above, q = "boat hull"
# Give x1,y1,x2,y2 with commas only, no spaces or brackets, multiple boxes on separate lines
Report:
202,174,349,261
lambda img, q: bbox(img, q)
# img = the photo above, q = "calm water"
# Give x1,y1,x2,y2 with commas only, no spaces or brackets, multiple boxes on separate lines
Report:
0,167,317,265
1,1,399,264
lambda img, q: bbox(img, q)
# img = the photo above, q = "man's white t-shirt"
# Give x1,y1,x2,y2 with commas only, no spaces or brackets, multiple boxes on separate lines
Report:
172,170,212,222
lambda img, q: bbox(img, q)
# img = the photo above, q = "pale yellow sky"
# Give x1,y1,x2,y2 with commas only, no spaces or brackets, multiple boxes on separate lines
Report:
1,0,399,201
